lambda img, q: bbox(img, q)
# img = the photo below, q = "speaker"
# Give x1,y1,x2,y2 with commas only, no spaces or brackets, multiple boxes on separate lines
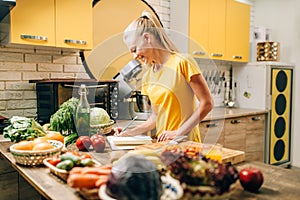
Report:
269,68,292,165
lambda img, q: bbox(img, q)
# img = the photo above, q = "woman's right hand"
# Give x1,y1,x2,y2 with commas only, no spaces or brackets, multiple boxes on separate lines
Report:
113,127,132,137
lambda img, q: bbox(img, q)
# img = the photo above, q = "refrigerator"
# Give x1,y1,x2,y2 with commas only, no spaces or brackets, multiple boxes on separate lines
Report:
234,62,294,166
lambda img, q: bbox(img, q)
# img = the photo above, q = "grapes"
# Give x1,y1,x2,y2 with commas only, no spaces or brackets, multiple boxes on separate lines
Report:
161,148,239,195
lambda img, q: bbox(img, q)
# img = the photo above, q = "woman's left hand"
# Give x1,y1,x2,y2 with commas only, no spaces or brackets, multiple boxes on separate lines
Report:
157,130,179,142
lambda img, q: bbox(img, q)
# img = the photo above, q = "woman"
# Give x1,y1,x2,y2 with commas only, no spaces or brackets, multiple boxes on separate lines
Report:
114,11,213,142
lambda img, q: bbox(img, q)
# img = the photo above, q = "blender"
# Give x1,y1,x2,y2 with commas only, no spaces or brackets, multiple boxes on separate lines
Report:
114,60,151,120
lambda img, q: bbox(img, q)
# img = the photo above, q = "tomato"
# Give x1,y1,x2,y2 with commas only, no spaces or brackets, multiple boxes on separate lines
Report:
81,152,92,159
64,151,81,156
75,136,92,151
48,157,61,166
90,134,106,153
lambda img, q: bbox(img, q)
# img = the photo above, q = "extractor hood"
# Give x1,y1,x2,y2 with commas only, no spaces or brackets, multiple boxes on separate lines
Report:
0,0,15,22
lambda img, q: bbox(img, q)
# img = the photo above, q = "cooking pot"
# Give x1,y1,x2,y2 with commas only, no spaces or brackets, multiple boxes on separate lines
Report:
131,91,151,113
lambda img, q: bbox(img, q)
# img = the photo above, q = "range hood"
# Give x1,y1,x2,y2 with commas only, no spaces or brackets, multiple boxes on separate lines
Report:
0,0,15,22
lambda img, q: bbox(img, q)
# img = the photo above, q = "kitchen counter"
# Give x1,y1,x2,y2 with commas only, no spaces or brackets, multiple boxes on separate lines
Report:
115,107,268,128
1,138,300,200
202,107,268,122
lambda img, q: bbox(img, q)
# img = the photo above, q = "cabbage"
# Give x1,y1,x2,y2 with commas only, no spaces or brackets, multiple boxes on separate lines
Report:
90,107,111,125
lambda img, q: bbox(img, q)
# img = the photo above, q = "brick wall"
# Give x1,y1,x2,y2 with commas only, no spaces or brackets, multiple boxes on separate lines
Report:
0,0,170,119
0,46,89,118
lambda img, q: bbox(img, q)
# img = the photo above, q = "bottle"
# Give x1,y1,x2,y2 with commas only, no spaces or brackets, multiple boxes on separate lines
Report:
76,84,90,137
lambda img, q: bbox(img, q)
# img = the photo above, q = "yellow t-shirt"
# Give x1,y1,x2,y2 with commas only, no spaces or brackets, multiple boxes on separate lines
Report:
141,53,201,142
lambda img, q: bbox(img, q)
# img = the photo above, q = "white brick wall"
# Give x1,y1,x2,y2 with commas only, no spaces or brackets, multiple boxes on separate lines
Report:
0,0,169,119
147,0,170,28
0,46,87,118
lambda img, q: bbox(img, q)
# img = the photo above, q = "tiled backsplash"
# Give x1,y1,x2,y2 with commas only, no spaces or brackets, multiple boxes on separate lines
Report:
195,59,233,107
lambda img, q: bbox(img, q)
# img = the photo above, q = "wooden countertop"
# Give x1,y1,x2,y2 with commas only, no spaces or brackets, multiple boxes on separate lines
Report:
1,139,300,200
202,107,268,122
115,107,268,129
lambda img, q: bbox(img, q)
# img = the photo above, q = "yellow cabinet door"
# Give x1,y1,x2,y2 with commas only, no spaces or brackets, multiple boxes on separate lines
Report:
56,0,93,49
208,0,226,60
226,0,250,62
189,0,209,58
189,0,226,60
10,0,55,46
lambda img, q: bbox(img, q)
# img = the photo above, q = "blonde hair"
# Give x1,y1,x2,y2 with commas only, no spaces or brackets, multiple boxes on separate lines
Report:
124,10,178,53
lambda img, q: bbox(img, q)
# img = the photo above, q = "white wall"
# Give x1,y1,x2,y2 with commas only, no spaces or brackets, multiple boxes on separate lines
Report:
253,0,300,167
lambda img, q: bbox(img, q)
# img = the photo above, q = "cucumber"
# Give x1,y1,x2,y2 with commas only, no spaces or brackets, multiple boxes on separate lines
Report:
60,154,81,165
56,160,74,171
80,158,94,167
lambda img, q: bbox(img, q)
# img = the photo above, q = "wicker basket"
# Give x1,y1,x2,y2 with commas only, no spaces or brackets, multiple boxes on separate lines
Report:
90,120,115,135
43,157,102,182
9,140,63,166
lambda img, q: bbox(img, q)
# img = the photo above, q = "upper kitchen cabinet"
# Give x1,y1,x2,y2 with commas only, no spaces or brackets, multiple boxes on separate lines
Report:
189,0,226,60
188,0,250,62
189,0,209,57
225,0,250,62
9,0,92,49
55,0,92,49
10,0,55,46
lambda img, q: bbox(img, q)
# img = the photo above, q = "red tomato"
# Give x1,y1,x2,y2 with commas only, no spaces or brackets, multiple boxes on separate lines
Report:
81,152,92,159
65,151,81,156
90,134,106,153
48,157,61,166
75,136,92,151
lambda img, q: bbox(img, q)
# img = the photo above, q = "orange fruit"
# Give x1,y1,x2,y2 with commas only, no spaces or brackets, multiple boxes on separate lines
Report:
32,141,54,151
45,131,64,144
13,141,35,150
33,137,48,144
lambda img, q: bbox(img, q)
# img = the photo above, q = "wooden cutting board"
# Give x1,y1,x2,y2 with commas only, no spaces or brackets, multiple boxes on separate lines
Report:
135,141,245,165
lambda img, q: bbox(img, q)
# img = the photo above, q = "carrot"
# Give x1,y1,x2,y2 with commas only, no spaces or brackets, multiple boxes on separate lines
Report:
67,173,100,189
69,167,84,175
95,175,109,188
81,167,111,176
99,165,113,170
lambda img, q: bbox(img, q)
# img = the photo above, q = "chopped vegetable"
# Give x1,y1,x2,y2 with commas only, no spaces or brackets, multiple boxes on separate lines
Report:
3,116,46,142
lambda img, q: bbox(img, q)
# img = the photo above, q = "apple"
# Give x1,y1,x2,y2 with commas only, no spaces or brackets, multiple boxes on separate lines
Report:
239,167,264,192
75,136,92,151
90,134,106,153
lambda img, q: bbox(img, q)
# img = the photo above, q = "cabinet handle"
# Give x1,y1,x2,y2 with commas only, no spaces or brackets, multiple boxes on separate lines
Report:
193,51,206,56
64,39,87,45
231,119,241,124
21,34,47,41
251,116,261,121
211,53,223,57
233,55,243,59
206,123,218,128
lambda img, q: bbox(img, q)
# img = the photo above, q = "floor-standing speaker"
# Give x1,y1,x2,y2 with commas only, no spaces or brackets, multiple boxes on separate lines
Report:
269,68,293,165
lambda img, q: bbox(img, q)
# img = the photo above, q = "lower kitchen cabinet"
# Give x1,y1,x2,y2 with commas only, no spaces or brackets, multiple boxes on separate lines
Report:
200,119,225,144
0,156,41,200
200,113,265,162
245,114,265,162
